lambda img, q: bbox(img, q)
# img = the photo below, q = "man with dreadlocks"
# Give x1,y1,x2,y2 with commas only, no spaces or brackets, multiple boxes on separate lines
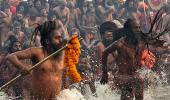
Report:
6,20,68,99
100,18,155,100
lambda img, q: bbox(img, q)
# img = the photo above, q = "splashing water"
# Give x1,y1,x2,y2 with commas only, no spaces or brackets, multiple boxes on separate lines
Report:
1,84,170,100
0,68,170,100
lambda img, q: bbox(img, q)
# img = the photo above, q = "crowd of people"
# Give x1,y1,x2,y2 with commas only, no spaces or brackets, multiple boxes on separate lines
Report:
0,0,170,100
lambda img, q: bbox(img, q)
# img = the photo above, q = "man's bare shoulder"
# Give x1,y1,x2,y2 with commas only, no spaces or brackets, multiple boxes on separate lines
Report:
16,47,43,57
65,7,70,12
28,47,44,54
53,6,59,10
113,37,125,47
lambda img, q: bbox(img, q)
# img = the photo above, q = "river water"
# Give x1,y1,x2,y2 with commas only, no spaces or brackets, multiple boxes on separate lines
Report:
0,69,170,100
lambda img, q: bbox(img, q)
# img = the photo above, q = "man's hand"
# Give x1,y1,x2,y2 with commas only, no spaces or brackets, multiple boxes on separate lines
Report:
20,67,30,76
100,72,108,84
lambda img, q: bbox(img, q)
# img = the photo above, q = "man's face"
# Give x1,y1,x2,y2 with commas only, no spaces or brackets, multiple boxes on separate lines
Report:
104,32,113,40
28,0,33,7
131,22,141,34
88,3,94,12
41,9,48,16
19,6,24,13
83,2,88,13
14,26,21,33
60,1,67,9
87,32,94,40
11,42,22,52
67,2,75,9
35,1,41,9
129,1,134,7
50,15,56,21
16,13,23,21
50,30,63,50
107,0,113,6
98,0,103,4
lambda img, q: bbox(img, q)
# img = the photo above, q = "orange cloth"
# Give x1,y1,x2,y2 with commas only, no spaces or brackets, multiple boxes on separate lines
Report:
140,49,156,69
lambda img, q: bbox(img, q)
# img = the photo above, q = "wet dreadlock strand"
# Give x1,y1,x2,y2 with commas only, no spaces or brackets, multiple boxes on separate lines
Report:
30,21,58,47
30,23,41,46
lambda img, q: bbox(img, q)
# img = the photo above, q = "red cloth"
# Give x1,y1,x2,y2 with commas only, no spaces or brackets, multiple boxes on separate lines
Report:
10,6,16,15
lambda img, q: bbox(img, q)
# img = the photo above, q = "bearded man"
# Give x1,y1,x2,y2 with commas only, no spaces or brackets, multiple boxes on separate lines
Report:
7,20,68,99
101,19,148,100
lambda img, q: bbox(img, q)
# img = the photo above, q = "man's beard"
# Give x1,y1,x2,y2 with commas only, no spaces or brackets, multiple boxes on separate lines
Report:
49,43,63,58
11,48,21,53
103,39,113,47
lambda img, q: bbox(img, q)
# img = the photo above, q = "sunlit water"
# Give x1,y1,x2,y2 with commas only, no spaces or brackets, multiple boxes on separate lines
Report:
0,69,170,100
1,84,170,100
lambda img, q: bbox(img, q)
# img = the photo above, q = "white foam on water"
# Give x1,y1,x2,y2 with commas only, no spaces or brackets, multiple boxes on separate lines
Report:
0,92,9,100
1,84,170,100
56,88,85,100
1,68,170,100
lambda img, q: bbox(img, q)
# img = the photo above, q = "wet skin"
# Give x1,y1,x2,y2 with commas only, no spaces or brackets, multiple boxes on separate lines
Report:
7,31,65,100
101,38,145,100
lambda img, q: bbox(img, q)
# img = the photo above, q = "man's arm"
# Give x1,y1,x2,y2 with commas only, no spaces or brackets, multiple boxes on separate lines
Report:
6,48,36,70
65,8,70,28
0,10,8,18
98,6,115,17
100,38,123,84
102,42,118,74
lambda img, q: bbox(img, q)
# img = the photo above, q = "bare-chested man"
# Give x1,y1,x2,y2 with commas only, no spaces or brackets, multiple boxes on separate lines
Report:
81,2,96,35
96,0,115,24
7,20,68,99
28,7,41,30
6,21,26,43
67,1,81,33
53,0,70,28
101,19,146,100
0,4,12,47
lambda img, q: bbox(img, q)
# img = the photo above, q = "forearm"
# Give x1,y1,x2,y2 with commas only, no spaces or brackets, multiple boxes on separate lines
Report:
62,26,69,40
105,7,114,16
102,51,108,74
0,11,8,17
6,54,26,70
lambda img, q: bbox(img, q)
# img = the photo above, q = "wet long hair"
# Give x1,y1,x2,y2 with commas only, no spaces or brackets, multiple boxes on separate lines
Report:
30,20,62,49
123,18,142,46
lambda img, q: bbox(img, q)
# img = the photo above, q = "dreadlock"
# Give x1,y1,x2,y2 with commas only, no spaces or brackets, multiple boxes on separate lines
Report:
124,18,143,46
30,20,62,48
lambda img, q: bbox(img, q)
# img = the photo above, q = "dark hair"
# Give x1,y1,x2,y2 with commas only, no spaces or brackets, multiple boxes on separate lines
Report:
99,21,118,36
124,18,143,46
31,20,62,48
48,10,56,20
13,21,21,27
17,1,29,15
7,35,22,53
28,7,39,18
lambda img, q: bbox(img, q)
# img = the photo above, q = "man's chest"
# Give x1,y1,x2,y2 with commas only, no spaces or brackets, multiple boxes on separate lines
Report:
120,43,144,59
35,58,65,74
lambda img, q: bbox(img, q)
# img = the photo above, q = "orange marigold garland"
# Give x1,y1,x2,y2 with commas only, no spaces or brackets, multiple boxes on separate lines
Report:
140,49,156,69
64,35,81,83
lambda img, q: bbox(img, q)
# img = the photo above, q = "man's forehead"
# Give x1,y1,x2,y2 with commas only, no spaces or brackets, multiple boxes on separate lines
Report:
53,29,62,35
105,31,113,34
